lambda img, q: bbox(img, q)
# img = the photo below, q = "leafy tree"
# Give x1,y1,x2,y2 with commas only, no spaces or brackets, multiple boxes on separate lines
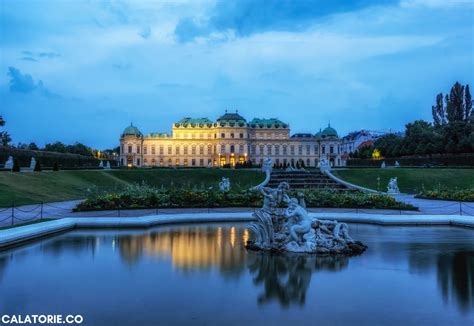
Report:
28,142,39,150
432,93,446,127
0,116,11,147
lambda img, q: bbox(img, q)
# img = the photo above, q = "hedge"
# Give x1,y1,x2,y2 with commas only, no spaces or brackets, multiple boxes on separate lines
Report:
347,153,474,167
0,147,104,168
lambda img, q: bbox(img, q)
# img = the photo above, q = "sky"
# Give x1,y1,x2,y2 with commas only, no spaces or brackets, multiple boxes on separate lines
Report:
0,0,473,149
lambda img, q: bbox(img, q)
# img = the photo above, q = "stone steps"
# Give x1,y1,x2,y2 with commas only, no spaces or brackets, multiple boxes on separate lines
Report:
268,170,352,191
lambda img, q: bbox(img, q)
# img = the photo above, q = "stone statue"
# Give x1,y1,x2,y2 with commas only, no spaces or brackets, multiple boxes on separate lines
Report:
4,156,13,170
99,160,104,168
387,177,400,194
395,161,400,168
319,158,331,173
219,177,231,192
246,158,367,256
105,161,111,169
381,161,386,169
29,157,36,170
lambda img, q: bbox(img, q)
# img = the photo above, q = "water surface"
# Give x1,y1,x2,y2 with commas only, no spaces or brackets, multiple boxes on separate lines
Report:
0,223,473,325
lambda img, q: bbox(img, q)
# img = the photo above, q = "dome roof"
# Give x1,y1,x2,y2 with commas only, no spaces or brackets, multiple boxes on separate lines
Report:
321,124,338,138
122,123,142,137
216,111,246,123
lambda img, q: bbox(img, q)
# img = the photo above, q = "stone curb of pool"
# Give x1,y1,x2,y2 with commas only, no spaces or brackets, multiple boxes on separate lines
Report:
0,212,473,250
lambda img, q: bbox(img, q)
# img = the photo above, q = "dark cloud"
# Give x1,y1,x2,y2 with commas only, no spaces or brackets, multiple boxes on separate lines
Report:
7,67,60,98
175,0,399,42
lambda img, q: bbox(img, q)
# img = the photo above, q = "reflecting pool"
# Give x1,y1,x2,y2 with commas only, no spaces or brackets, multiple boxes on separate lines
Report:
0,223,473,325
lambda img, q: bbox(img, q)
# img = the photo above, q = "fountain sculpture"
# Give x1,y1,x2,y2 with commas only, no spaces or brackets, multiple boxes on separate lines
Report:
246,159,367,255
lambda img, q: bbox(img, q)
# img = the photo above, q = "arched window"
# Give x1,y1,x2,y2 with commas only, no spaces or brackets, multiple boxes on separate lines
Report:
230,145,235,153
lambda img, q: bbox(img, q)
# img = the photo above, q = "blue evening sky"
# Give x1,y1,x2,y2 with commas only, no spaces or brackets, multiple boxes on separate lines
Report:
1,0,473,149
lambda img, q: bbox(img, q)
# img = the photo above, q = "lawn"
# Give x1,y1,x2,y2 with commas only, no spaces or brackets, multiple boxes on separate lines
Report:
0,169,264,207
333,168,474,194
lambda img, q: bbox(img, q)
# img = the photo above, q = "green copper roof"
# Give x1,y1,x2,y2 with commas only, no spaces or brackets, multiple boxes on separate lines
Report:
249,118,288,128
122,123,142,137
321,124,338,138
216,111,246,122
174,117,213,128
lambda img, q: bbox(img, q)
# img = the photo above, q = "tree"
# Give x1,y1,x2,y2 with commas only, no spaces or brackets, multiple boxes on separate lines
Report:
445,82,467,123
432,93,446,127
28,142,39,150
0,116,11,147
465,84,472,122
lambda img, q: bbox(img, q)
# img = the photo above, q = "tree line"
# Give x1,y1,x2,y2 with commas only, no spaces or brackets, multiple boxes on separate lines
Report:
0,116,118,158
351,82,473,159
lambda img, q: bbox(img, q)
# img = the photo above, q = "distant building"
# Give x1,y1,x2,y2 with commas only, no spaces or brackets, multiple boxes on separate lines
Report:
340,130,387,158
120,111,345,168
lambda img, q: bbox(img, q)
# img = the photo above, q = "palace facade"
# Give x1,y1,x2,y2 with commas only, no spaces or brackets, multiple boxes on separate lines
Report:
119,111,345,168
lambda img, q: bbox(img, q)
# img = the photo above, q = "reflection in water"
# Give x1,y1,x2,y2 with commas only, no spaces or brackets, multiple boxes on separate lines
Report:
117,225,247,275
0,223,473,317
436,251,474,312
247,252,348,307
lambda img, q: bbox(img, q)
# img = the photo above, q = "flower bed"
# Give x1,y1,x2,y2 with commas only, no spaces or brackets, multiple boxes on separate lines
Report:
416,188,474,202
75,184,417,211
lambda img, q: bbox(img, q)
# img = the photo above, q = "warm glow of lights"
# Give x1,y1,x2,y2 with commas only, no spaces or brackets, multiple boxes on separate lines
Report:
372,148,382,160
242,229,249,244
230,226,236,248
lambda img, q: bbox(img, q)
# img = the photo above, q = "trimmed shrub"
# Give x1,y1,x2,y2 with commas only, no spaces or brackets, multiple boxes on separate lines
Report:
53,162,60,171
75,184,417,211
34,161,42,172
12,159,20,172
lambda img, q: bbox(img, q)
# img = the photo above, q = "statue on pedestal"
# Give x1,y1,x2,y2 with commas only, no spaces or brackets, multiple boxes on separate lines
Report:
219,177,231,192
4,156,13,170
246,158,367,255
29,157,36,170
387,177,400,194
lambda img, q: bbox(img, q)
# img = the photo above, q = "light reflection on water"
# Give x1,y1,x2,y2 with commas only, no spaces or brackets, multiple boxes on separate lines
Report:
0,223,473,325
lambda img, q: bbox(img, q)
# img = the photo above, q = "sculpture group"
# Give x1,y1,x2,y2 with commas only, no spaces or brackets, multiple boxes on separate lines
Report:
246,159,367,255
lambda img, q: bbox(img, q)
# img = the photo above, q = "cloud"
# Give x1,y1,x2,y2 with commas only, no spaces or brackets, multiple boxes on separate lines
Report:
7,67,60,98
175,0,399,42
20,50,60,61
21,57,38,62
138,26,151,39
112,63,132,70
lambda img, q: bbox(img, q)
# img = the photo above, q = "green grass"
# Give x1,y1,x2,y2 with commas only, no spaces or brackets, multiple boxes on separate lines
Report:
333,168,474,194
0,169,264,207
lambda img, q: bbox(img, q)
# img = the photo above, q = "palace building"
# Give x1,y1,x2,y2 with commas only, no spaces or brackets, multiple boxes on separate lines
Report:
119,111,345,168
